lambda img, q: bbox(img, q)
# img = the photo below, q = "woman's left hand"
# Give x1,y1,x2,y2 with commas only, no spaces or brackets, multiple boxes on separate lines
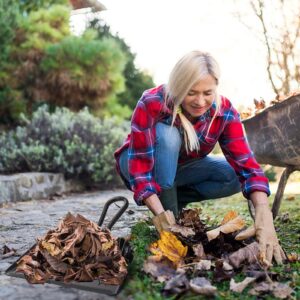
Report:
254,202,286,265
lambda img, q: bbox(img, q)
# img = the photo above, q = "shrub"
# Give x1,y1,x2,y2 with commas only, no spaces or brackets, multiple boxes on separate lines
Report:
0,105,129,187
262,165,277,182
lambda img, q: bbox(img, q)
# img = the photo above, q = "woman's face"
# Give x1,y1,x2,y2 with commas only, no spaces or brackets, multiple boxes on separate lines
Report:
182,74,217,118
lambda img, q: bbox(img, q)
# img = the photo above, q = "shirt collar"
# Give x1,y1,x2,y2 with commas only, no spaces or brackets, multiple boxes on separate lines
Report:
195,99,224,122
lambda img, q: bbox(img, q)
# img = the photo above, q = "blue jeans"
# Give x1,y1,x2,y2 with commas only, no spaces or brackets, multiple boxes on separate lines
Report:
119,122,241,209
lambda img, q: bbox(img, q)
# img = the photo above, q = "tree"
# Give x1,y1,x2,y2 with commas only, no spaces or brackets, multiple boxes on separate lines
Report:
19,0,69,14
0,4,127,123
0,0,21,124
235,0,300,96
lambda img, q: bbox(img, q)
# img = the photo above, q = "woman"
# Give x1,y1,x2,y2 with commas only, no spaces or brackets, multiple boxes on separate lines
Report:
114,50,285,265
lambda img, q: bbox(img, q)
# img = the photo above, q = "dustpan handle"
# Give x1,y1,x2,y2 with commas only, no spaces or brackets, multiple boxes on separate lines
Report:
98,196,129,230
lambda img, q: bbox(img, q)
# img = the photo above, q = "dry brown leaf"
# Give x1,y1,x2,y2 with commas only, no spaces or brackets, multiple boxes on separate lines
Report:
41,241,61,256
149,231,188,266
222,261,233,271
192,243,206,259
143,257,177,283
189,277,217,296
41,250,69,273
169,224,195,237
102,240,114,251
228,242,259,269
249,281,294,299
221,210,238,225
230,277,256,293
163,273,190,295
195,260,211,271
287,252,299,262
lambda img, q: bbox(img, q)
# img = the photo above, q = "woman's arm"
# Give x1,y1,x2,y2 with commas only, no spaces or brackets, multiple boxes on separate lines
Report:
144,194,165,215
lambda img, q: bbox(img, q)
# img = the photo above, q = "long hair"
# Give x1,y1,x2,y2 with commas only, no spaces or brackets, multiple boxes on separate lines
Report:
166,50,221,153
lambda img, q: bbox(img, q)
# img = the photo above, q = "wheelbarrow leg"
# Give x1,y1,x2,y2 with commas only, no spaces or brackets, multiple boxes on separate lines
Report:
272,166,297,219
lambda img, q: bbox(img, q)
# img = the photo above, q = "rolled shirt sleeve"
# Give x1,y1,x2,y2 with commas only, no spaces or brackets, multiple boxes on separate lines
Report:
128,92,164,205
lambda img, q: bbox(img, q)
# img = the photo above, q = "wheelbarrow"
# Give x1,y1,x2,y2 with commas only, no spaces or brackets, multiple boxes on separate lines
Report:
5,196,132,296
242,94,300,219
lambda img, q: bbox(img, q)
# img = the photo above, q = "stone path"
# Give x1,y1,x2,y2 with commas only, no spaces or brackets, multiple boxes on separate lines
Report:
0,189,149,300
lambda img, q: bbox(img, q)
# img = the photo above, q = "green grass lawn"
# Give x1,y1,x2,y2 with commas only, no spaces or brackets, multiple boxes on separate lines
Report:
119,192,300,300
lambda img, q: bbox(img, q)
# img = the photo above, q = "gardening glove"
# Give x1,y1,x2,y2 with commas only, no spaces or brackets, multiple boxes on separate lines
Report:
235,225,256,241
254,203,286,265
152,210,176,233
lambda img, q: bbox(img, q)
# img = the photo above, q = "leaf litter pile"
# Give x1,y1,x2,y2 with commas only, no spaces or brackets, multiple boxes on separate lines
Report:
15,213,127,285
143,208,297,299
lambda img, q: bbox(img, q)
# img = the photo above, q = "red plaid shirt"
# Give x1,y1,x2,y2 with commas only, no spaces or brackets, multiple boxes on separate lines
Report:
114,85,270,205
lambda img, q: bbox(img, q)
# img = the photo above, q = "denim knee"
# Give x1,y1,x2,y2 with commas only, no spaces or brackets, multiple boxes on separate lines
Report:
154,123,182,189
155,123,181,154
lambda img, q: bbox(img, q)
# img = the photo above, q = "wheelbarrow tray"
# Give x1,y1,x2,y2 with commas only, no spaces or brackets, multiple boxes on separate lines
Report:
5,197,130,296
242,94,300,167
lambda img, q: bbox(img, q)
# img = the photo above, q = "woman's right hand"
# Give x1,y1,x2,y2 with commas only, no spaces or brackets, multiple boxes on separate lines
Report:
144,194,176,232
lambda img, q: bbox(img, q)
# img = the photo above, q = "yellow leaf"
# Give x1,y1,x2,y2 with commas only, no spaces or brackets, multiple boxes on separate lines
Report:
221,210,238,225
102,240,114,251
41,241,61,256
149,231,187,266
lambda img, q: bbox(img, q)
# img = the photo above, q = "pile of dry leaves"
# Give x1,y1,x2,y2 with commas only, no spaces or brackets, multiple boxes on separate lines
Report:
240,89,300,119
16,213,127,285
143,209,296,298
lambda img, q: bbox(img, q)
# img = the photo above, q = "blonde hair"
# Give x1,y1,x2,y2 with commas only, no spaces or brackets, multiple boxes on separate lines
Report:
166,50,221,153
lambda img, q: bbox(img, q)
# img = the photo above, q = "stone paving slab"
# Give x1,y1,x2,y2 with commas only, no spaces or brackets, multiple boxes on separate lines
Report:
0,189,149,300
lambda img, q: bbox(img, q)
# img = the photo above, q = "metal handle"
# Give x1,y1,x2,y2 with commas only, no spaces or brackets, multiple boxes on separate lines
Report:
98,196,129,230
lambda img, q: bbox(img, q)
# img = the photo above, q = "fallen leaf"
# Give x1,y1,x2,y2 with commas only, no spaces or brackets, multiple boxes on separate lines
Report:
149,231,187,266
228,242,259,269
163,273,190,296
221,210,238,225
1,245,17,259
41,250,69,273
192,243,206,259
169,224,195,237
41,241,61,256
102,240,114,251
222,261,233,271
189,277,217,296
143,257,177,283
213,260,235,282
249,281,294,299
272,282,294,299
177,208,206,233
230,277,256,293
287,252,299,262
195,260,211,271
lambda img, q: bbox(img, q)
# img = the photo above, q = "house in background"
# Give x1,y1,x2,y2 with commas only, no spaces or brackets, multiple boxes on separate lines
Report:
69,0,106,35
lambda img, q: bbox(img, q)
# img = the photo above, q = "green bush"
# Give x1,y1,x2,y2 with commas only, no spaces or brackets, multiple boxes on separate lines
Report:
0,105,129,187
262,165,277,182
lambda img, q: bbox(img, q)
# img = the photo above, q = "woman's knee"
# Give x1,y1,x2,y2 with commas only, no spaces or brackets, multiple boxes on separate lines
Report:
155,122,181,152
154,123,181,188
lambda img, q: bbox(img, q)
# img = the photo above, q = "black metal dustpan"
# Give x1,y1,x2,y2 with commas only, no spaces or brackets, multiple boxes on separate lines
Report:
5,196,131,296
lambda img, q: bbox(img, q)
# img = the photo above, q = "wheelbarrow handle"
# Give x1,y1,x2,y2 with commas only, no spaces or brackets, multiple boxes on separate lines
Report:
98,196,129,230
